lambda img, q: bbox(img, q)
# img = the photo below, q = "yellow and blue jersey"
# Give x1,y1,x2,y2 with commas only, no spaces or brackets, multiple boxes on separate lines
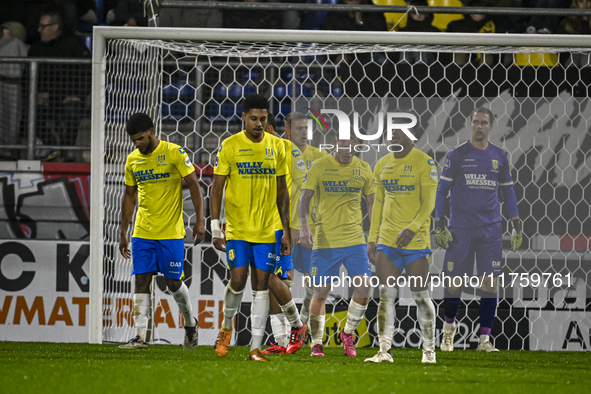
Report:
369,148,438,250
214,131,287,244
301,154,375,250
124,140,195,240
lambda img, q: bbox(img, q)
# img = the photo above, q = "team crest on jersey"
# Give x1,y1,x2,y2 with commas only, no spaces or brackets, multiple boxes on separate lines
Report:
311,267,317,276
352,169,361,178
228,249,235,261
158,154,166,164
265,148,274,158
444,159,451,169
447,261,454,272
404,165,413,175
492,160,499,170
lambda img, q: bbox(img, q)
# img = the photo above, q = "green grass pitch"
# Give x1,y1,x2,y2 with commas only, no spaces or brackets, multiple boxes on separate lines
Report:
1,342,590,394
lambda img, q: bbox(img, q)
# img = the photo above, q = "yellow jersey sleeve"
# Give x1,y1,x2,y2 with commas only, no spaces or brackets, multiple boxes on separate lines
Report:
362,161,376,196
368,157,385,243
173,145,195,179
213,140,232,176
124,156,137,186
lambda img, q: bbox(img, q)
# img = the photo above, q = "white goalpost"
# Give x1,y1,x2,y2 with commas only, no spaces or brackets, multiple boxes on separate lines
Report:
90,27,591,350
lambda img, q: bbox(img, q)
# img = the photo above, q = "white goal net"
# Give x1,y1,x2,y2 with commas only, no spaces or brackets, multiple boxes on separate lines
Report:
90,28,591,351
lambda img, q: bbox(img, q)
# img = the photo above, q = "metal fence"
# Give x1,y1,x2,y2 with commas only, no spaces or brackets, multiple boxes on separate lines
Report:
0,57,92,162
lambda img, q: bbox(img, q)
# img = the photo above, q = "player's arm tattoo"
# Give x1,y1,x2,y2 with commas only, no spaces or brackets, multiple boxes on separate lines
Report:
299,189,315,227
277,175,290,230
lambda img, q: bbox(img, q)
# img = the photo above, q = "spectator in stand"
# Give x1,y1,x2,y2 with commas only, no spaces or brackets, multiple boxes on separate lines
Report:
224,0,282,29
323,0,387,32
0,22,29,160
526,0,571,34
54,0,97,33
159,0,223,28
107,0,148,26
397,0,441,65
557,0,591,69
446,0,496,66
29,10,90,161
557,0,591,34
322,0,388,96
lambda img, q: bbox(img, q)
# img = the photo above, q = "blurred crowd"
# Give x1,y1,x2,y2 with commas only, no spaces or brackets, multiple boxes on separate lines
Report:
0,0,590,162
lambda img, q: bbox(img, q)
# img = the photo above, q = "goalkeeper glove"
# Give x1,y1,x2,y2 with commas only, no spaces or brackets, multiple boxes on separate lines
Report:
510,218,523,252
434,217,453,249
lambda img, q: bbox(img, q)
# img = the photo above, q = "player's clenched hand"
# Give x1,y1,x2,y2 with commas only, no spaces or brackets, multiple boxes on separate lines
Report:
281,232,291,256
211,219,226,252
396,228,415,249
193,217,206,245
367,241,377,265
510,218,523,252
434,217,453,249
119,233,131,259
299,224,314,249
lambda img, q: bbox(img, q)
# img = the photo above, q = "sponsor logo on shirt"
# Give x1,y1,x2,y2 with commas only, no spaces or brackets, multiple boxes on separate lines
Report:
382,179,415,191
428,159,435,166
135,158,146,163
322,180,361,193
236,161,276,175
492,260,501,268
464,173,496,187
134,169,170,182
170,261,182,267
444,159,451,169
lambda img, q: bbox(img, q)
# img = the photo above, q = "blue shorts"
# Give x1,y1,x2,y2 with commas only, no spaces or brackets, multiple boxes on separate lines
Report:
377,245,431,272
310,244,372,280
226,240,276,273
293,243,312,274
443,222,503,277
131,238,185,280
274,230,293,279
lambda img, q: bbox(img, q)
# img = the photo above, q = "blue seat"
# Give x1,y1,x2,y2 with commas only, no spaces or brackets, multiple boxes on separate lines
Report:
161,81,196,123
303,0,338,30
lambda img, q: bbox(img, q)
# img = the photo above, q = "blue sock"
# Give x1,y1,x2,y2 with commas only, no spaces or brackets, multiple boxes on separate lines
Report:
479,290,497,335
444,288,460,324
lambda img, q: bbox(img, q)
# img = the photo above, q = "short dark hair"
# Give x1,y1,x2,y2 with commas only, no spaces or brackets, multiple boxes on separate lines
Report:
267,112,277,129
40,10,64,32
126,113,154,135
472,107,494,124
285,112,307,129
242,93,268,114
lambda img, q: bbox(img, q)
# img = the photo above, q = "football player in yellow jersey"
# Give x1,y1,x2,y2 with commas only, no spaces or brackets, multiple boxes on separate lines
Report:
285,112,327,327
365,119,438,364
259,113,309,354
299,136,375,358
210,95,307,361
118,113,205,350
